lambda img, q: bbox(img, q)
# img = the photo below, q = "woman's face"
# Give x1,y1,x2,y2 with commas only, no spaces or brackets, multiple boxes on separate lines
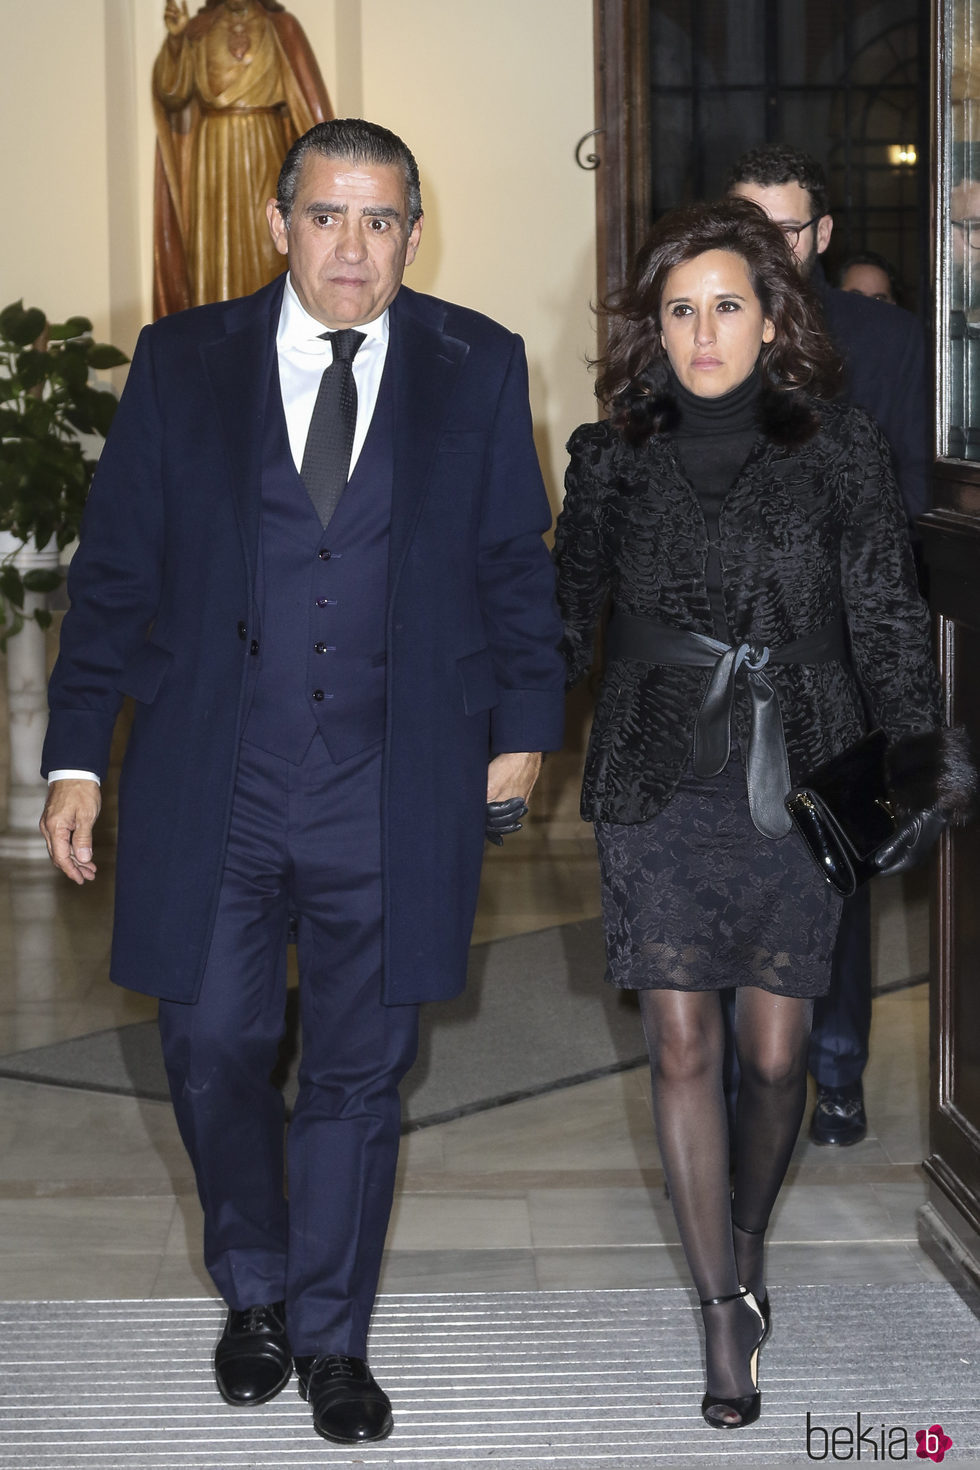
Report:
659,249,775,397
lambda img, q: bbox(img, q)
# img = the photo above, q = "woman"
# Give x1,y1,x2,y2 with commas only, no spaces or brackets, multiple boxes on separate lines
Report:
553,199,973,1430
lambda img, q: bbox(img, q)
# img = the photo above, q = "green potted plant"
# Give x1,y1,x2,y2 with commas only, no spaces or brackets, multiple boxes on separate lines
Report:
0,299,128,645
0,300,129,856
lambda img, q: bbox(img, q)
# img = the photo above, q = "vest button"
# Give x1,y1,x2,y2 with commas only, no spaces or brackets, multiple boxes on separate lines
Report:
250,639,259,655
312,689,325,701
318,548,332,561
314,642,327,654
237,621,247,639
315,597,328,608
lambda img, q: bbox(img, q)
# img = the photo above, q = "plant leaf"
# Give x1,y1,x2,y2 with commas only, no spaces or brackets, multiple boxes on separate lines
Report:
63,403,97,436
14,348,54,391
56,351,88,391
0,301,25,339
0,565,25,609
0,302,46,347
87,344,129,369
87,389,120,438
21,569,63,594
47,316,93,341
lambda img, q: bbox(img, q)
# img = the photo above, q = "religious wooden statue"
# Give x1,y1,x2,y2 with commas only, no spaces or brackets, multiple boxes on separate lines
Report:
152,0,332,317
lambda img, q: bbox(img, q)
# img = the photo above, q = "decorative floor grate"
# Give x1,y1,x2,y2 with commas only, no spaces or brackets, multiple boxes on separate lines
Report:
0,1285,976,1467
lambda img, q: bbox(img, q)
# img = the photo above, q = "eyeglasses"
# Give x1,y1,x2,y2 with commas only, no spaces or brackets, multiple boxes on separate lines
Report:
776,214,823,247
951,218,980,251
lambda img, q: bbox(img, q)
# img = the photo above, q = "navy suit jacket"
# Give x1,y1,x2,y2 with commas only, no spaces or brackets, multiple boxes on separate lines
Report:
814,264,929,523
42,278,566,1005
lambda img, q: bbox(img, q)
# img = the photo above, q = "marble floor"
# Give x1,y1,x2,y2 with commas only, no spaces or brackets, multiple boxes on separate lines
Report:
0,805,945,1306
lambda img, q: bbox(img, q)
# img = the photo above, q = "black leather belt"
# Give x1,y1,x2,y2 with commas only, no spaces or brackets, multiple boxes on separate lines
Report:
606,612,847,838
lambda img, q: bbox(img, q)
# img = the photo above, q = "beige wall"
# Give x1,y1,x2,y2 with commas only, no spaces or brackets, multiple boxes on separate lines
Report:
1,3,112,332
0,0,597,503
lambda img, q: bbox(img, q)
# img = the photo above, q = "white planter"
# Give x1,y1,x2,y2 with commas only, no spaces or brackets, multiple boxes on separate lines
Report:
0,530,60,859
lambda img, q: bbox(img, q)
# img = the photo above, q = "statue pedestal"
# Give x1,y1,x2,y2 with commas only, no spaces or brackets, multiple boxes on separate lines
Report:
0,532,59,860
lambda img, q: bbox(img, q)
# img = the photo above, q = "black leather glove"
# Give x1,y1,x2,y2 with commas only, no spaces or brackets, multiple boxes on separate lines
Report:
485,797,529,846
873,807,947,876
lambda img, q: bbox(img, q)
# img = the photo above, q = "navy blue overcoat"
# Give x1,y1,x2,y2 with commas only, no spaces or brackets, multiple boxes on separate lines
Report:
42,278,566,1005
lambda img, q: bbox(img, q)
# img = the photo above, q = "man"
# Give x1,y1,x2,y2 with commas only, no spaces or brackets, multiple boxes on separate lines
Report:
725,143,930,1147
948,155,980,460
40,119,565,1446
838,250,900,305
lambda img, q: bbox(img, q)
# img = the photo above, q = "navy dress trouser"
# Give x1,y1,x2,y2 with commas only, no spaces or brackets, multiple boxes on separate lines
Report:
806,884,873,1090
158,734,420,1358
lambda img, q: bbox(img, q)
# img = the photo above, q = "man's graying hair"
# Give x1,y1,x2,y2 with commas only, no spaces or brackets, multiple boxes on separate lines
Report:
276,119,423,227
725,143,830,221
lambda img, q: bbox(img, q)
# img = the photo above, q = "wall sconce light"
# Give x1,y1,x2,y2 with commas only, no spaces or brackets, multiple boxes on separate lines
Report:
888,143,917,166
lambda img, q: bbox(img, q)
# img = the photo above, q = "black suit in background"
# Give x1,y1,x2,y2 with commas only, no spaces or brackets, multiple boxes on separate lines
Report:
813,264,930,524
808,264,930,1098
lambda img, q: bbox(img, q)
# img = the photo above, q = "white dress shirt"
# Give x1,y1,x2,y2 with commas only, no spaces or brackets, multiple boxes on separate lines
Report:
49,275,391,786
276,274,389,475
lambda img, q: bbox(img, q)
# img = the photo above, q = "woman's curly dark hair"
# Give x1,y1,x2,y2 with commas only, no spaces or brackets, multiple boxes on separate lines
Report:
595,198,843,444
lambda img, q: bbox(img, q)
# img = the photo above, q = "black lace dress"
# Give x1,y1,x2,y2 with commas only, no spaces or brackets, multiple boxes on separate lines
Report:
594,373,843,996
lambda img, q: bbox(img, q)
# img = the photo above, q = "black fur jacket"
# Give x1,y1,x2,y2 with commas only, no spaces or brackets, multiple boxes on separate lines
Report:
554,388,975,826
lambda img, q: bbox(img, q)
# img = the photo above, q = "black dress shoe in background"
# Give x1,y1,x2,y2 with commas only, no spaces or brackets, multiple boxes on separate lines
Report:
295,1353,393,1443
809,1083,868,1146
214,1301,292,1406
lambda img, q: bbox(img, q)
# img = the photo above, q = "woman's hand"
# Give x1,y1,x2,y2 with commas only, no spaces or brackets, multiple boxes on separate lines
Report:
874,807,946,875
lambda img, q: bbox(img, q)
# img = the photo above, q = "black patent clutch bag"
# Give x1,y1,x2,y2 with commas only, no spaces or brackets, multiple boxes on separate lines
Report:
784,730,897,896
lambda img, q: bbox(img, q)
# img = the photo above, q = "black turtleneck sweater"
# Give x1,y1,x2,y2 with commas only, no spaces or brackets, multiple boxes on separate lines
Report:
669,369,761,638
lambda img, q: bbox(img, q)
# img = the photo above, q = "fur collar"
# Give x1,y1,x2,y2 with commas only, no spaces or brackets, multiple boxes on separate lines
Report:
638,384,822,450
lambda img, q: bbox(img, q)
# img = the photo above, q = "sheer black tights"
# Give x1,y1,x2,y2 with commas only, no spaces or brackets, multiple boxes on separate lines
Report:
638,986,813,1399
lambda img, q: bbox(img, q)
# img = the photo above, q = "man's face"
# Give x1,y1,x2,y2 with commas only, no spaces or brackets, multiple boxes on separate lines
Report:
950,181,980,268
266,154,422,328
950,180,980,310
729,179,832,276
840,262,895,304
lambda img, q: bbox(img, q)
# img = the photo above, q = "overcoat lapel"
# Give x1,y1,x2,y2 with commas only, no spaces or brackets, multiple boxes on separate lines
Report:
196,281,468,596
199,276,284,581
386,289,469,595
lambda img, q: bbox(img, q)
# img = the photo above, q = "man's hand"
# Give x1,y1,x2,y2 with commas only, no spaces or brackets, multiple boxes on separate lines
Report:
486,751,542,805
39,779,102,884
485,752,542,846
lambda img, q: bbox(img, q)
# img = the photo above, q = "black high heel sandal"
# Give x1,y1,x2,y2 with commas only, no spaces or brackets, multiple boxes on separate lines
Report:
731,1217,771,1343
699,1286,766,1430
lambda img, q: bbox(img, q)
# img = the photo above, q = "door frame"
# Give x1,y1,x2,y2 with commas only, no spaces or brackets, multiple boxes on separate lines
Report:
592,0,651,341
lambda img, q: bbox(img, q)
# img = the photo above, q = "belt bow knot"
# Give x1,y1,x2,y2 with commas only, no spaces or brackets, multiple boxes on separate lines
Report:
605,614,846,839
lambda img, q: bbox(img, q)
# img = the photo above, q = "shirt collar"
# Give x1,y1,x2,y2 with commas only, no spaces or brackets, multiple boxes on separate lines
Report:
278,274,389,354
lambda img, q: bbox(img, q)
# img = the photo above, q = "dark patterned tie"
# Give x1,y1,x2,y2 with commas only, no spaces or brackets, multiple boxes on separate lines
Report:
300,328,365,528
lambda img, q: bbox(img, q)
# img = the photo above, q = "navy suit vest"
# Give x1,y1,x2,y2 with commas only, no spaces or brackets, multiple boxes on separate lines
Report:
242,360,394,765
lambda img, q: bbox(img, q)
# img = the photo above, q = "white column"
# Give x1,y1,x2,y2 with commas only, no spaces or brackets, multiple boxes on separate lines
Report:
0,532,60,859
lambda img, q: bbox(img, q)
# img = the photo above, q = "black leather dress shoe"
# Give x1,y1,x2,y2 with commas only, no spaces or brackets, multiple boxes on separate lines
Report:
214,1301,292,1406
295,1354,393,1443
810,1084,868,1146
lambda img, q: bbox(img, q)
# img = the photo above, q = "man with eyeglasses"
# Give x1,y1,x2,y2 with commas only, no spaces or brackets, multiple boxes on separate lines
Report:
724,143,929,1151
950,177,980,314
947,150,980,460
727,144,927,525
